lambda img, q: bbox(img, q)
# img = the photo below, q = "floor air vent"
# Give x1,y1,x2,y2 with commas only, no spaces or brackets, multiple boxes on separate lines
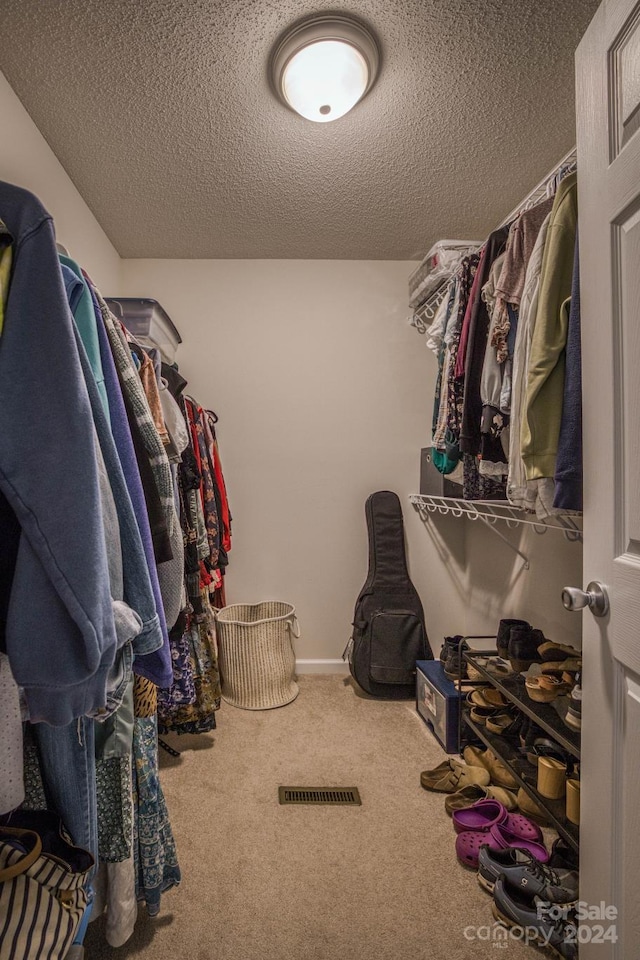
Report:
278,787,361,806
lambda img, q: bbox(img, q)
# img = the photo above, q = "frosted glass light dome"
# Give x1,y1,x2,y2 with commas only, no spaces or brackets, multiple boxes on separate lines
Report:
271,15,380,124
283,40,369,123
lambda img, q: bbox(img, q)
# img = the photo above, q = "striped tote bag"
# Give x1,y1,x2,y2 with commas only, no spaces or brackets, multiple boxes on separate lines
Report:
0,812,93,960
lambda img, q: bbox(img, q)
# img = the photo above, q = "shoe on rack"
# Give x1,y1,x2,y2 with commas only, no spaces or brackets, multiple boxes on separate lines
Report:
564,675,582,731
463,745,519,790
525,674,572,702
443,637,469,680
440,634,463,663
519,715,548,751
541,658,582,675
486,710,523,739
485,711,519,735
491,877,578,959
467,655,512,682
469,688,510,709
537,641,581,662
470,706,511,727
508,626,545,672
478,846,579,902
497,619,531,659
444,784,518,815
420,758,490,793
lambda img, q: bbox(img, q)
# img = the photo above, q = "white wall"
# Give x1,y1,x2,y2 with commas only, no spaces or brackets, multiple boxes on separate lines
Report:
122,259,583,664
464,523,582,650
0,70,121,290
121,259,469,665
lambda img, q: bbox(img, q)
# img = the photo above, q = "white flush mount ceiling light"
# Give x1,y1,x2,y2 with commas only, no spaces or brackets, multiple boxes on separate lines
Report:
270,14,380,123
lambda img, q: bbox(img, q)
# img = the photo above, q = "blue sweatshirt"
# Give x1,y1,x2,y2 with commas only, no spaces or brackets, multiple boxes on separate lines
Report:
0,181,117,724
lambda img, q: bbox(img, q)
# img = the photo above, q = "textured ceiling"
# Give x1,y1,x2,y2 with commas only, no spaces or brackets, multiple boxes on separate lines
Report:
0,0,599,259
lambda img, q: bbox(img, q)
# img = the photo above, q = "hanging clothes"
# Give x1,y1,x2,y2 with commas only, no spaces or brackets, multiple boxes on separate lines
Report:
507,213,552,511
459,226,510,459
553,230,583,511
490,196,555,366
0,178,232,952
479,251,510,477
521,172,578,482
0,180,117,725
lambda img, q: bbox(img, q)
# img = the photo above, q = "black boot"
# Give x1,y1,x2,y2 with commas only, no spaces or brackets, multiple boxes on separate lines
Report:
496,618,530,659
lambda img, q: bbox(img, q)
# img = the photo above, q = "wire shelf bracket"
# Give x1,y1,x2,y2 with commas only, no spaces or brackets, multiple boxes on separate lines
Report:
409,494,583,570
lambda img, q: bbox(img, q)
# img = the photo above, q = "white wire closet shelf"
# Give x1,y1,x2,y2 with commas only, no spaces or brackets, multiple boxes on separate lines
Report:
408,146,577,335
409,494,582,570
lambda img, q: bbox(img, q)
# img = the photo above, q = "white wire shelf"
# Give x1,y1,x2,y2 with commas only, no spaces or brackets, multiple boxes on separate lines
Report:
409,494,582,569
408,281,450,334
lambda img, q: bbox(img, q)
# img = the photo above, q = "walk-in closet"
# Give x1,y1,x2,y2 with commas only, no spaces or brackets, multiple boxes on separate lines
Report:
1,1,639,958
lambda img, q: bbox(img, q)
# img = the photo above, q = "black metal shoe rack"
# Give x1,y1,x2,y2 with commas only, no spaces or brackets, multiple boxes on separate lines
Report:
456,640,580,853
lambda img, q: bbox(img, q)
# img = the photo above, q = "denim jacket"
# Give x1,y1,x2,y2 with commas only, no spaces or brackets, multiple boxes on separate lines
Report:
0,181,117,724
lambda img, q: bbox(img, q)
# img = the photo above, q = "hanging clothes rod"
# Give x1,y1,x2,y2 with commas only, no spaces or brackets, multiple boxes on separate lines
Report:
409,146,577,335
498,145,577,229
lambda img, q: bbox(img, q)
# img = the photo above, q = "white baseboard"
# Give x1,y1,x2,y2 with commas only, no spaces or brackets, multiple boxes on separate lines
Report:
295,659,350,675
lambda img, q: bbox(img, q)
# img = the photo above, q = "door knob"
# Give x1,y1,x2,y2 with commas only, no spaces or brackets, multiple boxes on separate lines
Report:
561,581,609,618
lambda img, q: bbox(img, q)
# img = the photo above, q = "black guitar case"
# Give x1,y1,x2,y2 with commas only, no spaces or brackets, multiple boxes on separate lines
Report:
345,490,433,698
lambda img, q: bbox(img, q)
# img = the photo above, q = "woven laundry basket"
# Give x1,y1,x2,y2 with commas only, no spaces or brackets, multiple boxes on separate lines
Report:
215,601,300,710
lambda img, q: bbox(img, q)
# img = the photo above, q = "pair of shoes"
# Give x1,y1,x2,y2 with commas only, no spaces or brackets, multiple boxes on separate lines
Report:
496,618,530,659
496,618,546,672
420,758,490,793
453,800,547,868
444,783,518,815
479,846,578,901
463,745,519,790
465,692,517,729
456,824,548,869
453,799,542,840
525,674,572,702
564,673,582,730
469,688,510,709
467,655,512,681
442,636,469,680
440,635,462,663
491,876,578,959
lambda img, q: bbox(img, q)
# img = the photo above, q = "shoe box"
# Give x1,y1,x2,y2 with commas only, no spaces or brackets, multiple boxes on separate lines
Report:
416,660,462,753
419,449,463,497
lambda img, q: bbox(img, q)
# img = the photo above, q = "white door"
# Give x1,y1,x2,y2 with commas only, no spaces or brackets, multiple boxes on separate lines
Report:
576,1,640,956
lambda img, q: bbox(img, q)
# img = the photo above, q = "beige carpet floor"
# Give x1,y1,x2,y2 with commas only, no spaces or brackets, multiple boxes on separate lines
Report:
86,675,535,959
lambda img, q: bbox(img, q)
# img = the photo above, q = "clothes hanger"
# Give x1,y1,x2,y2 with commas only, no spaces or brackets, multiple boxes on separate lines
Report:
56,241,70,256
